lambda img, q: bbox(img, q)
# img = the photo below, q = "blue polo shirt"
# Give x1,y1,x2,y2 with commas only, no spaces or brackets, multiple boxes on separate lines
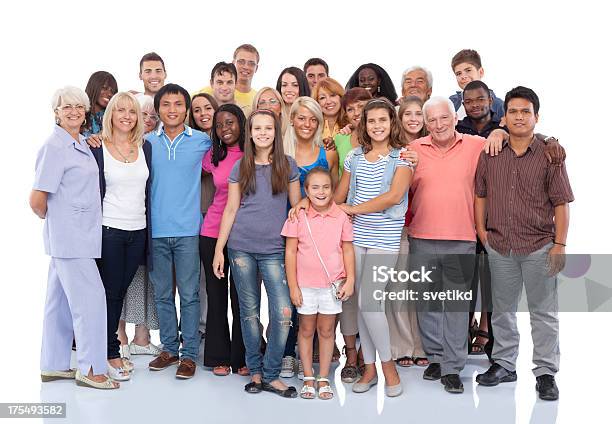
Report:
146,124,211,238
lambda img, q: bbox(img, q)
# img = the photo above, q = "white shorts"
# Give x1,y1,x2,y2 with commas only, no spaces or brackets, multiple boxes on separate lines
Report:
297,287,343,315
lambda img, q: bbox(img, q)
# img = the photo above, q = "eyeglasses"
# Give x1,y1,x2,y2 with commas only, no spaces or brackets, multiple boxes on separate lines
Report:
58,104,86,113
143,112,159,121
258,99,279,107
236,59,258,68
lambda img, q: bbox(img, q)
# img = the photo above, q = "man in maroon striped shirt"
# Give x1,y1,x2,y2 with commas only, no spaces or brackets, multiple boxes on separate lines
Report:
474,86,573,401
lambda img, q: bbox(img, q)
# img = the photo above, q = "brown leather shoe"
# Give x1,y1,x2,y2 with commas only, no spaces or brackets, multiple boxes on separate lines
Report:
148,352,179,371
176,358,196,379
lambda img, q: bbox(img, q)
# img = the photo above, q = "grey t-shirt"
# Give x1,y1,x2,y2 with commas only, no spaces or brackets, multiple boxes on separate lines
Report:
227,155,299,254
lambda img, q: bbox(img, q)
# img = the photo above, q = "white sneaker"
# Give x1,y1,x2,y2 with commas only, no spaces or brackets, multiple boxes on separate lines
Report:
298,359,304,380
280,356,296,378
129,342,162,356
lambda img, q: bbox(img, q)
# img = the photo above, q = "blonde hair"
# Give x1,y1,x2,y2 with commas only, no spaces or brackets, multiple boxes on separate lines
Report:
284,96,323,158
252,87,288,137
102,92,144,146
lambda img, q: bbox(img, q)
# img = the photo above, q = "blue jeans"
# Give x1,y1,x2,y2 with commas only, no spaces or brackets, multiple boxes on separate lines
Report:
228,249,292,382
150,236,200,361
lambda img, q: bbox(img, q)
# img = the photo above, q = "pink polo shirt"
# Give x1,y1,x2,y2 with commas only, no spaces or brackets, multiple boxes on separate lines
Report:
407,132,485,241
200,145,243,238
281,202,353,289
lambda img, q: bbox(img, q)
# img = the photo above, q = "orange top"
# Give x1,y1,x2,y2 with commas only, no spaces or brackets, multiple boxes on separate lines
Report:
407,132,485,241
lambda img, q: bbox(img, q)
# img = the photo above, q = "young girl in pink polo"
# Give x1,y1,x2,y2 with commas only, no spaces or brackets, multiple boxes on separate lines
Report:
282,167,355,400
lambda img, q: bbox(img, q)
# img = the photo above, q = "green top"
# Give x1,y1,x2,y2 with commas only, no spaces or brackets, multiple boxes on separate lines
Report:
334,133,354,177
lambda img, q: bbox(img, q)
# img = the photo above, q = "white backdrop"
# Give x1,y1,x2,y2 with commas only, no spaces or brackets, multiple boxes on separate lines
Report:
1,0,611,422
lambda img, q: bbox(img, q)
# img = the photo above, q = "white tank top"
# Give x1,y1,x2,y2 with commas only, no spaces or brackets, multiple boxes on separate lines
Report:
102,144,149,230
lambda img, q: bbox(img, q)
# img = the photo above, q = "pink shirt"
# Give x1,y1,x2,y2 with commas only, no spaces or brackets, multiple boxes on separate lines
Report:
281,202,353,289
200,145,243,238
407,132,485,241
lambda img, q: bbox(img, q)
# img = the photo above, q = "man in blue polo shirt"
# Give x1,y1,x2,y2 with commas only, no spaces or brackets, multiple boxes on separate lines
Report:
146,84,211,379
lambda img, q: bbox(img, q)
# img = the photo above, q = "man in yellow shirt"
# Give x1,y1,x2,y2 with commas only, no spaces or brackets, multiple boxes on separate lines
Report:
195,44,259,113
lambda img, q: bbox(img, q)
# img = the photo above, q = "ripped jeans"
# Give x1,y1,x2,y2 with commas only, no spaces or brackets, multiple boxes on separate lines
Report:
228,249,292,382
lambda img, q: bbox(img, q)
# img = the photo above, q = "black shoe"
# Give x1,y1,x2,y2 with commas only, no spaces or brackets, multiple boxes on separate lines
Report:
441,374,464,394
536,375,559,401
423,363,441,381
476,363,517,386
261,381,298,398
244,381,263,394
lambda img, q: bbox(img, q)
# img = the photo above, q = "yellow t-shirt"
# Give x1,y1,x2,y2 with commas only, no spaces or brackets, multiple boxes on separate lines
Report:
193,86,255,116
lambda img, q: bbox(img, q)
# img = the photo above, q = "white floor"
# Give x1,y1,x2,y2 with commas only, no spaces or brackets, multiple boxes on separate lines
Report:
25,313,608,424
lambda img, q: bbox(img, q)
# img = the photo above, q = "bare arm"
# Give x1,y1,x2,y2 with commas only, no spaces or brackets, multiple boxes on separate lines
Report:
212,183,241,278
337,241,355,301
29,190,48,219
334,170,350,204
288,180,301,207
475,196,488,245
343,167,413,215
285,237,303,307
326,150,339,188
547,203,570,275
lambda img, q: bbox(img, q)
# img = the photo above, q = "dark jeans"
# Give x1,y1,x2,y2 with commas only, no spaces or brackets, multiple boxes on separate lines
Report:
98,226,146,360
199,236,245,370
469,240,494,358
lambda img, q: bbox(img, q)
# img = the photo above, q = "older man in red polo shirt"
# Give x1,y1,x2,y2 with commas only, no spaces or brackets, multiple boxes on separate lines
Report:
407,96,485,394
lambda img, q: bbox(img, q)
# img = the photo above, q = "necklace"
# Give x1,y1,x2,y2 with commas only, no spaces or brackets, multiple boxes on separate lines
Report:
110,141,135,163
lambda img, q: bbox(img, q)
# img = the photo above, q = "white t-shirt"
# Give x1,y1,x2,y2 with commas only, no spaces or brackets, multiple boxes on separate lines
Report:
102,144,148,230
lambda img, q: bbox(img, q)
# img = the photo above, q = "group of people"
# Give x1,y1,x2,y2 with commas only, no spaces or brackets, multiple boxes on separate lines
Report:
31,45,573,402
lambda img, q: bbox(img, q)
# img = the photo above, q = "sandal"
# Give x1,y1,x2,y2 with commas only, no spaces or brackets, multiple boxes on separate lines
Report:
332,344,341,363
236,366,250,376
469,318,479,341
300,376,316,399
213,365,231,376
261,381,298,398
244,381,262,394
470,330,489,355
414,357,430,367
75,369,119,390
317,377,334,400
395,356,414,367
341,346,360,383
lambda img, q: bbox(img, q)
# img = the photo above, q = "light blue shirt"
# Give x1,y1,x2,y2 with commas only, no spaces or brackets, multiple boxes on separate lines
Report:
33,125,102,258
146,124,211,238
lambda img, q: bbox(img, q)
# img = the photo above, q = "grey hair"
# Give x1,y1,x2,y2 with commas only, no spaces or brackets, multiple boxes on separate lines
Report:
401,66,433,88
137,94,154,111
422,96,456,121
51,86,90,111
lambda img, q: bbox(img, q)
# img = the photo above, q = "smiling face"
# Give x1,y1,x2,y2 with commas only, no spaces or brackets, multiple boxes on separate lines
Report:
233,49,258,84
365,108,391,144
97,84,115,110
358,67,380,94
211,71,236,104
257,90,282,117
250,113,276,151
191,96,215,132
316,87,341,118
401,102,424,137
139,60,166,95
305,171,333,209
158,93,187,128
346,100,367,128
463,87,492,120
292,106,319,142
402,70,431,101
453,62,484,90
215,111,240,146
55,102,86,133
141,103,158,133
425,102,457,145
280,72,299,105
111,99,138,134
305,64,327,90
505,98,538,138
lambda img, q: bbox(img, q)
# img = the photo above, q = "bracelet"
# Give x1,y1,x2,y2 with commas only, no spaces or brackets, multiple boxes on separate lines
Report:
553,241,566,247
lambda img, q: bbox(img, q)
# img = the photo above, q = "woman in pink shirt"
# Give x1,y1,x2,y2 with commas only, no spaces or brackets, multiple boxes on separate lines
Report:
200,104,248,376
282,167,355,400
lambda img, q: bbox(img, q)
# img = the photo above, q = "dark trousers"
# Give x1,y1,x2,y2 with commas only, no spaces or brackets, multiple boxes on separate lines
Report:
199,236,245,370
469,240,494,358
98,226,146,360
283,306,298,358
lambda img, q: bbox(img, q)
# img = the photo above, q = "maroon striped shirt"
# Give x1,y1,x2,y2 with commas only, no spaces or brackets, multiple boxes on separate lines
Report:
475,138,574,255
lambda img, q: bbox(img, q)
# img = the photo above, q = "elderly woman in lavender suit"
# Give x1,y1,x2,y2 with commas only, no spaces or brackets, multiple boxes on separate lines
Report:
29,86,118,389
